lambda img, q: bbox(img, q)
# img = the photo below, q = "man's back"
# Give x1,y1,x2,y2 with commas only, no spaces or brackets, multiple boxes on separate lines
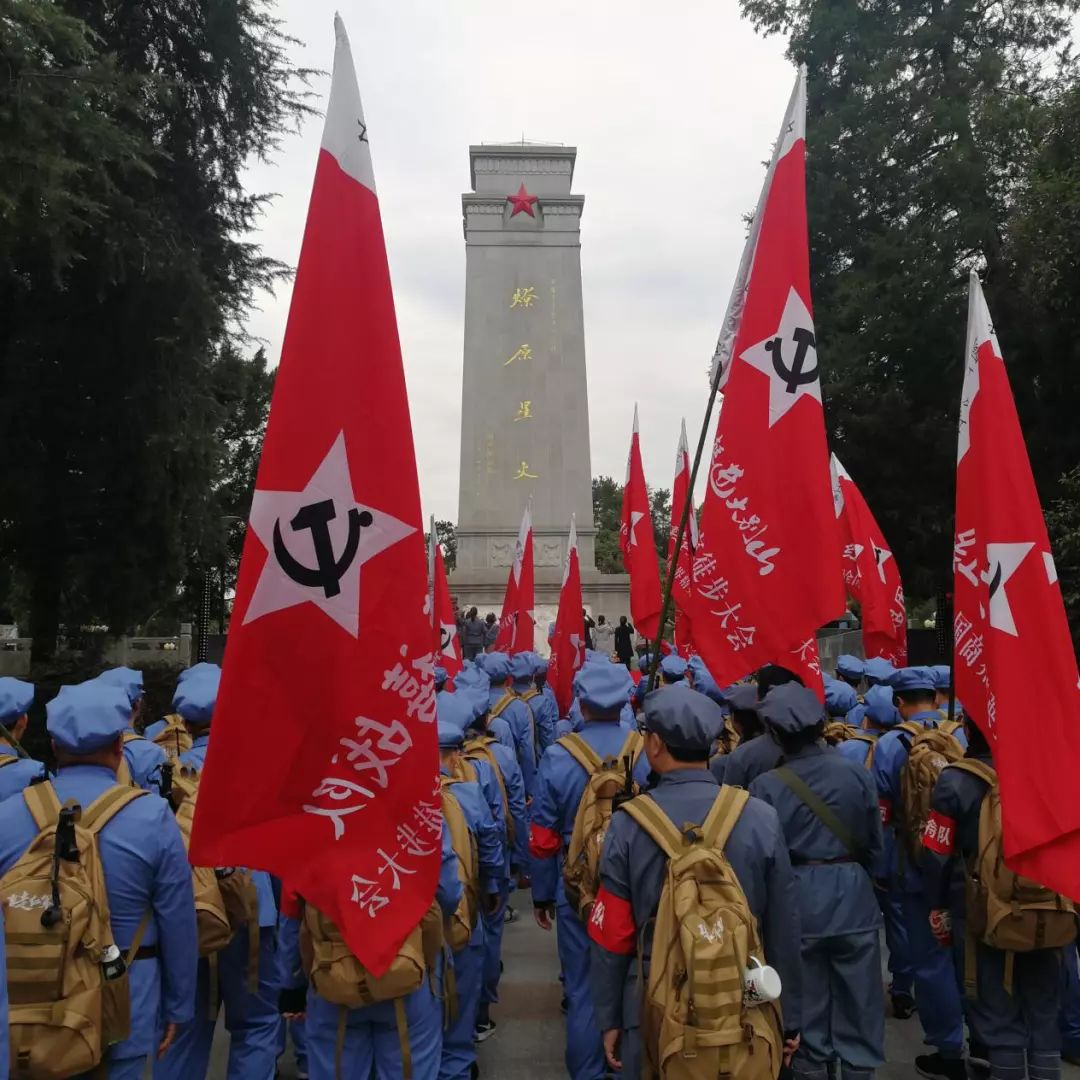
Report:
723,730,783,789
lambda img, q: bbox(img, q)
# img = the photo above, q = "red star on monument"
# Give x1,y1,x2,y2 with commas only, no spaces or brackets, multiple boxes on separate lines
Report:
507,182,539,218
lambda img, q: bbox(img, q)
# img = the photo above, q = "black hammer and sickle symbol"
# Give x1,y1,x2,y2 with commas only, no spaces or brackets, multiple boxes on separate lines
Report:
986,561,1003,602
273,499,373,599
765,326,818,394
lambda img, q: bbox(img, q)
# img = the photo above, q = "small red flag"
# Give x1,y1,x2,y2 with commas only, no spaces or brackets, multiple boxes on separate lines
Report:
620,405,663,643
831,455,908,665
954,271,1080,898
430,534,462,677
548,516,585,717
669,419,698,657
691,67,844,693
190,17,440,975
494,503,535,654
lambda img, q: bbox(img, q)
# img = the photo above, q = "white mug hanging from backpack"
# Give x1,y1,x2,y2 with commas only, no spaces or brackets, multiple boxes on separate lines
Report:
743,957,782,1006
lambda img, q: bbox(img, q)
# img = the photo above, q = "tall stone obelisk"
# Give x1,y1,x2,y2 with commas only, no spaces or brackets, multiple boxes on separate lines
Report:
453,143,627,627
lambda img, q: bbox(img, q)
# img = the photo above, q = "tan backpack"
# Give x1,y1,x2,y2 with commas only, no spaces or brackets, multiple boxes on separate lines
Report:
115,730,145,787
823,720,862,746
620,786,784,1079
2,783,151,1080
151,713,193,759
440,778,479,953
898,721,965,862
461,736,515,846
560,730,642,921
948,760,1077,993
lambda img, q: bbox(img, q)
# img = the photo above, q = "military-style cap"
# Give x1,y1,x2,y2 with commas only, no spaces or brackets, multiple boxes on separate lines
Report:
47,681,130,754
931,665,952,691
455,665,490,693
584,649,606,666
438,689,472,732
836,655,866,681
660,655,688,682
0,677,34,724
172,670,220,725
865,684,900,728
642,683,725,750
574,661,633,712
480,652,511,682
824,678,858,718
437,721,464,750
510,652,534,681
887,666,937,694
534,656,549,676
863,657,896,685
759,683,826,735
434,666,449,690
725,683,760,713
177,662,221,686
95,666,144,706
637,653,654,673
687,656,724,705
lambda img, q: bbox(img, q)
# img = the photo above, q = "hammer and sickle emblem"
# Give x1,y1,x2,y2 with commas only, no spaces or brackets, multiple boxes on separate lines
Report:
272,499,373,599
765,326,818,394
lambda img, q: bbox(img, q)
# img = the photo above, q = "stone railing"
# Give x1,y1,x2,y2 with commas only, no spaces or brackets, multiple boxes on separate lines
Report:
0,625,193,677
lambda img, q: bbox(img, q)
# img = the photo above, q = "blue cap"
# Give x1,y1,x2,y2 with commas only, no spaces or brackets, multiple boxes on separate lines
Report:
534,656,549,677
438,690,473,733
725,683,760,713
510,652,534,682
887,666,937,694
660,655,688,682
637,654,653,673
643,684,725,750
437,721,464,750
47,681,131,754
455,665,490,693
931,665,952,691
547,622,557,641
480,652,511,682
95,666,144,706
759,683,826,734
434,666,449,690
835,655,866,681
177,662,221,685
863,657,896,685
865,684,900,728
584,649,607,666
0,677,34,724
172,670,220,725
573,662,633,712
824,679,858,718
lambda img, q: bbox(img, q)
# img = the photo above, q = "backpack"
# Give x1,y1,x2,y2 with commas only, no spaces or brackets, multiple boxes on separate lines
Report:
2,782,151,1080
947,760,1077,993
560,730,643,921
440,778,479,953
115,731,146,788
461,736,515,847
150,713,193,759
822,722,877,768
620,786,784,1079
897,721,965,862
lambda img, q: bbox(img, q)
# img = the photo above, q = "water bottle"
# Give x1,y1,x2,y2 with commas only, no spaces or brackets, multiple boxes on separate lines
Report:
101,943,126,981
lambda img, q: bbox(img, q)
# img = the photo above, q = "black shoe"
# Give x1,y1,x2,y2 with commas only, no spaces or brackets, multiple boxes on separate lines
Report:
1065,1052,1080,1068
503,906,517,923
470,1064,480,1079
915,1053,967,1080
475,1018,497,1043
560,995,568,1015
891,991,916,1019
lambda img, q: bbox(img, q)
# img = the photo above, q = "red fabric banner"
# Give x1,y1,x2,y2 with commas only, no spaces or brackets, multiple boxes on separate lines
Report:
669,419,698,657
548,517,585,717
494,503,535,654
620,406,663,642
432,540,463,677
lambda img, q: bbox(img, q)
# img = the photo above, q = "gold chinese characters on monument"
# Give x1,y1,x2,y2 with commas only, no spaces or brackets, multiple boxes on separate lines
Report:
514,461,538,480
510,285,537,309
504,344,532,367
514,400,533,422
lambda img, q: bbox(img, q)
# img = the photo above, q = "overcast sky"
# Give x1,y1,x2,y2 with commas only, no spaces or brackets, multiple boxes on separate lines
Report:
242,0,793,523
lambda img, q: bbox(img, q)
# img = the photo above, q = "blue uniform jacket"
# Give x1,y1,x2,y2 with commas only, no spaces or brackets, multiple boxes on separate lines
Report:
0,745,47,802
749,743,883,938
0,764,198,1061
122,733,168,791
443,773,507,899
589,769,803,1033
477,736,528,871
722,731,783,789
0,905,7,1080
537,686,559,752
489,688,537,798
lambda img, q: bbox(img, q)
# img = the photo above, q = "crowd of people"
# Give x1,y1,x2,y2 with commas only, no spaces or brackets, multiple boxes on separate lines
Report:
0,638,1077,1080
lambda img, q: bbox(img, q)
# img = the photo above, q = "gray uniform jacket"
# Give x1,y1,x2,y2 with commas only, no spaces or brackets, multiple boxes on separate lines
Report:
721,731,783,789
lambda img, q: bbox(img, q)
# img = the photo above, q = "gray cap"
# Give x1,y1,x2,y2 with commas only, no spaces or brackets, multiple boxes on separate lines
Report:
725,683,760,713
642,683,725,751
758,683,826,735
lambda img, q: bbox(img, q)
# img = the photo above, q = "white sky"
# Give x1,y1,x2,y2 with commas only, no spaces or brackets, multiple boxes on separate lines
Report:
242,0,793,523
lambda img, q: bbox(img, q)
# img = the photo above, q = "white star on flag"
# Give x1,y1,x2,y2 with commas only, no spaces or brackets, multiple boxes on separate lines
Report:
244,432,415,637
982,541,1035,637
872,543,894,584
741,286,822,427
628,510,645,547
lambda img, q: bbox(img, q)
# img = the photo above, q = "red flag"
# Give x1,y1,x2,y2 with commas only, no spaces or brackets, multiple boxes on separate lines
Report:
431,534,463,677
189,18,440,975
548,516,585,717
831,455,908,665
691,67,844,689
954,271,1080,898
494,503,535,654
669,418,699,657
620,405,663,642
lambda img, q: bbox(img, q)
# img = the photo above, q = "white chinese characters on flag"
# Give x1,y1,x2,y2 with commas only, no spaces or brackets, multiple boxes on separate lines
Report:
953,271,1080,899
691,67,844,696
548,516,585,717
189,17,440,975
494,503,535,654
669,419,699,657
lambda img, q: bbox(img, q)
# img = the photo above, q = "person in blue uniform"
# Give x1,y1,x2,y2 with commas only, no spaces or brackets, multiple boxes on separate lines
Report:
0,677,47,800
835,655,866,691
750,683,885,1080
529,662,646,1080
722,665,804,788
872,667,966,1079
0,905,7,1080
708,682,757,785
922,716,1065,1080
479,653,536,797
588,682,803,1077
521,653,558,754
437,712,507,1080
863,658,896,687
824,677,859,725
0,681,197,1078
510,651,554,755
658,654,687,685
95,666,168,791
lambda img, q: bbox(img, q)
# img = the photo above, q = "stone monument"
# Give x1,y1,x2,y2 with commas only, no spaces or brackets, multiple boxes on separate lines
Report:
452,143,629,637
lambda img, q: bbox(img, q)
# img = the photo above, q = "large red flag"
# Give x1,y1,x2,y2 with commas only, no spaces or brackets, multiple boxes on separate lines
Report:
548,516,585,717
831,454,908,665
431,533,463,677
494,503,535,654
620,405,663,642
190,18,440,975
691,67,844,690
953,271,1080,897
669,418,699,657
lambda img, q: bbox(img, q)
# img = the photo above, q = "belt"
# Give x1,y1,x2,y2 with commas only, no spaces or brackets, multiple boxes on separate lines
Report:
791,855,858,866
132,946,159,961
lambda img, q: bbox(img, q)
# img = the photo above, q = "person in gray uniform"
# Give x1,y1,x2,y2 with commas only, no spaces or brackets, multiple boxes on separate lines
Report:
722,665,803,789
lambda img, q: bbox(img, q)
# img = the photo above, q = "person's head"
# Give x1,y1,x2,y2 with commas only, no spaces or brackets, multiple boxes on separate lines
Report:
835,655,865,689
0,677,34,746
887,667,938,719
598,615,606,626
510,652,534,689
573,661,633,724
755,664,804,701
468,607,478,620
619,616,628,627
931,665,953,707
688,656,724,706
659,654,688,685
485,612,496,625
480,652,513,687
533,657,549,690
964,714,992,757
173,668,221,735
47,681,130,774
437,721,464,773
95,666,145,727
759,683,826,757
863,657,896,687
724,683,763,740
641,684,725,774
823,678,858,719
864,684,901,731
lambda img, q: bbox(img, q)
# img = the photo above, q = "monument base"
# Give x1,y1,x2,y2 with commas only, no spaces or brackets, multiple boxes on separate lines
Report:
449,567,631,653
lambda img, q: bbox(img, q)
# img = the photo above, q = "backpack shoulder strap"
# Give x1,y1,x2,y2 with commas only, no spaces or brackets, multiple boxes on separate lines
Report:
0,755,15,770
617,729,643,763
620,794,684,860
897,721,923,738
948,759,997,787
773,766,859,858
490,692,515,720
520,688,540,702
702,785,750,852
81,785,148,835
122,731,143,745
557,734,604,774
23,781,62,831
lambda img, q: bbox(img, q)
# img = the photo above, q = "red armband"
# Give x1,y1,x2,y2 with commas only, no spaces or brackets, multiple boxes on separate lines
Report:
922,810,957,855
878,798,892,825
279,888,301,919
528,822,562,860
587,884,637,955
